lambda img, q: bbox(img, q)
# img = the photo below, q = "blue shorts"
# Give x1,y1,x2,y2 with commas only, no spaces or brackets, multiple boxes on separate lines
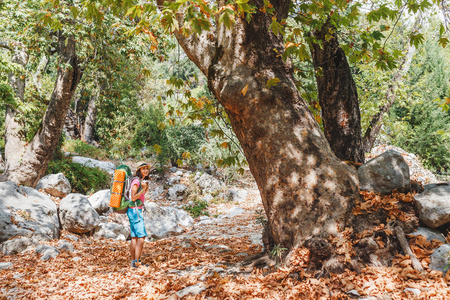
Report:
127,208,147,238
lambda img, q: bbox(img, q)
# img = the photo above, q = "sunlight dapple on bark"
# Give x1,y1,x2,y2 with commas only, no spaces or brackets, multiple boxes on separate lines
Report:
158,0,360,250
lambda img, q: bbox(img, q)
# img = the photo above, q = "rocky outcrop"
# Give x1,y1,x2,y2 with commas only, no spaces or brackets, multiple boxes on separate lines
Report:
35,173,71,198
0,182,60,243
71,156,115,174
143,202,194,239
358,150,410,194
59,194,100,233
88,189,111,215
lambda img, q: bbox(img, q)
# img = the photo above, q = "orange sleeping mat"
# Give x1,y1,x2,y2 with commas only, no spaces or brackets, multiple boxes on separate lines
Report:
109,169,126,208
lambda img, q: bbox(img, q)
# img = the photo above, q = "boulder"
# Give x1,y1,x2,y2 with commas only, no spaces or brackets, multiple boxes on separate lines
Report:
93,222,130,240
1,237,34,255
71,156,115,174
194,172,224,195
59,193,100,233
88,189,111,215
35,173,71,198
414,183,450,228
57,240,74,252
0,182,60,243
143,202,194,239
429,244,450,276
228,189,248,202
167,176,181,186
409,227,446,242
36,245,60,261
167,184,187,201
358,150,410,194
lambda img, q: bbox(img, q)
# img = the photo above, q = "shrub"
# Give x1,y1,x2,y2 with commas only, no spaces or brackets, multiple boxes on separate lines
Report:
185,200,209,218
62,139,109,160
46,158,110,195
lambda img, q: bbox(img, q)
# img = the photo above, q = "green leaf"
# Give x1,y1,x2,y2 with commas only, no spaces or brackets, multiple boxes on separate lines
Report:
266,78,280,89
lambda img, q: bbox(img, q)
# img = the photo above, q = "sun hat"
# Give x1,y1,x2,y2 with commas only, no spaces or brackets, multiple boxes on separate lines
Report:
136,162,149,172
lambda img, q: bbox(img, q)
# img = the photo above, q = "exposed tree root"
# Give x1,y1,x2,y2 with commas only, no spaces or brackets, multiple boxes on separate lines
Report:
394,225,423,271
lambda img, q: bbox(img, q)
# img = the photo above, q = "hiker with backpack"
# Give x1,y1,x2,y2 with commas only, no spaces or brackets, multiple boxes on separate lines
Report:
128,162,150,268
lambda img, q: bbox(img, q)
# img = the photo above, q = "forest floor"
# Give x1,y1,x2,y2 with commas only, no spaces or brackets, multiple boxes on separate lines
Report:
1,165,450,299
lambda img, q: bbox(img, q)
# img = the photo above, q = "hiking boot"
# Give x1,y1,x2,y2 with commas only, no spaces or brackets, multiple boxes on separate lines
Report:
131,260,138,268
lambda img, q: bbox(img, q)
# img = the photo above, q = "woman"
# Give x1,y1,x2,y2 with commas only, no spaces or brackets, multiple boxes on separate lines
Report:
128,162,150,268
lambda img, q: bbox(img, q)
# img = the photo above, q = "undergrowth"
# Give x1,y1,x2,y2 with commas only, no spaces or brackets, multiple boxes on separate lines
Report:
46,158,110,195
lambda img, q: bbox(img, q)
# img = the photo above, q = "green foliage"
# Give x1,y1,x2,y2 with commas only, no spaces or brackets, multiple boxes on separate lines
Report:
62,139,109,160
270,244,288,261
389,100,450,172
184,200,209,218
46,158,110,195
254,209,267,226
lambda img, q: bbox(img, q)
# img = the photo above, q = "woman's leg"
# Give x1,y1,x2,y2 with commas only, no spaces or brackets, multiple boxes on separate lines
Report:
130,238,137,261
135,237,145,260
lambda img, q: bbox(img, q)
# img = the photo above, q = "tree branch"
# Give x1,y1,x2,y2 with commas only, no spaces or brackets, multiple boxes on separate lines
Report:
0,41,12,51
156,0,217,76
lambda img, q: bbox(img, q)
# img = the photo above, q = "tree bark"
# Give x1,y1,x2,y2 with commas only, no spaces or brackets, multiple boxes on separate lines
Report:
162,0,360,249
82,91,98,144
0,33,83,187
311,21,365,163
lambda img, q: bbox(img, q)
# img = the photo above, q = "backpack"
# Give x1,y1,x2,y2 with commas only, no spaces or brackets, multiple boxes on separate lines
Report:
109,164,142,214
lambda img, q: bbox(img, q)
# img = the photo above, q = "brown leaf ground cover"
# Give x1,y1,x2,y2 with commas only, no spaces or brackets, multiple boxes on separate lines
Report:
1,189,449,299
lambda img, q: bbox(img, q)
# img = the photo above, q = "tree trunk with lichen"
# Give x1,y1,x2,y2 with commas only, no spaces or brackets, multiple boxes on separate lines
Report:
0,33,83,187
160,0,360,250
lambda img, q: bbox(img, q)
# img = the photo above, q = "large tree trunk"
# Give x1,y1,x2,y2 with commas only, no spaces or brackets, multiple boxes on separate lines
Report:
0,33,83,187
163,0,360,249
311,21,365,163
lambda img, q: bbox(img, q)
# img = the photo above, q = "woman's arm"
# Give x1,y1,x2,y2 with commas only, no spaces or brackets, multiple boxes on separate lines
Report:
130,181,149,201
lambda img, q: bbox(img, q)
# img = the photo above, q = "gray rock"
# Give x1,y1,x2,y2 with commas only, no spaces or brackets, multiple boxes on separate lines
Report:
0,182,60,243
72,257,82,262
117,234,126,241
222,207,245,218
202,193,214,203
35,244,57,254
167,184,187,201
151,185,164,199
194,172,224,195
93,222,130,240
410,227,446,242
167,176,181,186
57,240,74,252
0,262,13,270
144,202,194,239
72,156,115,174
65,234,79,242
414,183,450,228
169,167,178,173
228,189,248,202
1,237,34,255
35,173,71,198
59,193,100,233
358,150,410,194
249,233,263,246
41,248,60,261
429,244,450,275
99,216,108,224
88,189,111,215
176,284,206,298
